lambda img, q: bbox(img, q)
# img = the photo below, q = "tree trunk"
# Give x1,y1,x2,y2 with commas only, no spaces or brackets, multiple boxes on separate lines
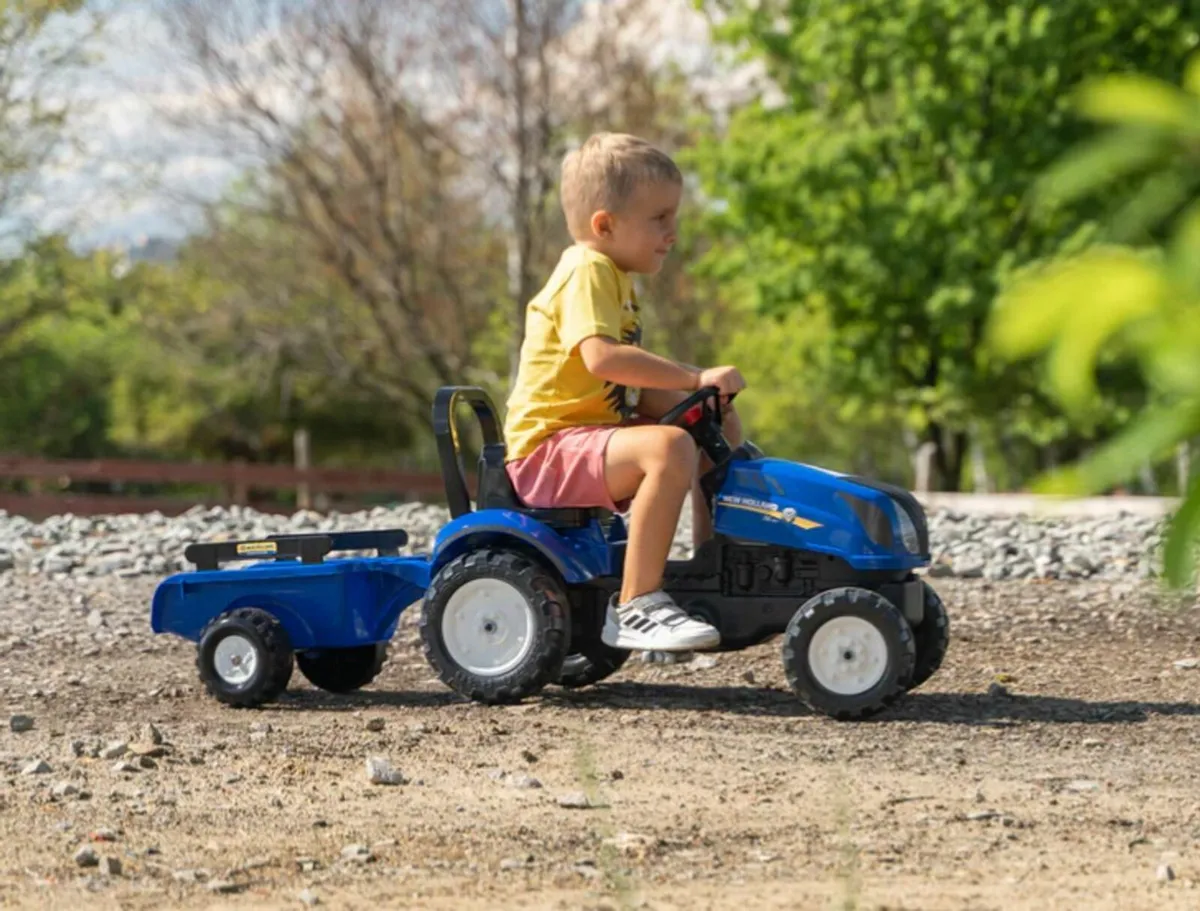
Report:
926,422,967,492
970,427,992,493
507,0,532,387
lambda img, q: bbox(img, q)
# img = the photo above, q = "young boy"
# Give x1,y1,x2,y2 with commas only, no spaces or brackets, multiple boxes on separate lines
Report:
504,132,746,652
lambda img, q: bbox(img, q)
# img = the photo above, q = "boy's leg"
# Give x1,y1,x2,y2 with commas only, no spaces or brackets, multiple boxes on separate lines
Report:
602,423,720,650
604,423,697,602
635,390,744,548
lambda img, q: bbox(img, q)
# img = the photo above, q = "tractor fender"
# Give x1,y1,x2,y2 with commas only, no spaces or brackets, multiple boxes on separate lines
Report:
430,510,608,583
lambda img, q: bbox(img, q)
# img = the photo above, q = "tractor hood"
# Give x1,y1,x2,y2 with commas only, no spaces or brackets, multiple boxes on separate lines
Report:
713,457,930,571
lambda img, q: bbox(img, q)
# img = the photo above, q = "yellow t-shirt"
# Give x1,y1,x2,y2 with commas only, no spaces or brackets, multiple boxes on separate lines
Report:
504,245,643,462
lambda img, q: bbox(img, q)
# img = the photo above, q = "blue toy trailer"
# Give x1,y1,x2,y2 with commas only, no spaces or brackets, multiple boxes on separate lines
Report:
151,530,429,706
151,385,949,720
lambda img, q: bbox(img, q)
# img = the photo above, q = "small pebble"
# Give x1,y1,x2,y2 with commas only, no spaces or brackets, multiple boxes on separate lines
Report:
21,759,51,775
365,757,405,786
365,718,385,732
510,773,542,790
73,846,98,867
557,791,604,809
299,888,321,906
100,741,128,760
1158,864,1175,882
100,856,122,876
208,879,246,894
341,844,373,863
9,714,33,733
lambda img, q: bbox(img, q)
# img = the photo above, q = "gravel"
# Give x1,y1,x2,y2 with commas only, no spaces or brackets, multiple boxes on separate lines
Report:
0,500,1183,584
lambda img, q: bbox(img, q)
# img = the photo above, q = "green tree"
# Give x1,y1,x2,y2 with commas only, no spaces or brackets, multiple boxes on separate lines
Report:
691,0,1196,489
0,237,143,457
106,222,434,467
990,56,1200,586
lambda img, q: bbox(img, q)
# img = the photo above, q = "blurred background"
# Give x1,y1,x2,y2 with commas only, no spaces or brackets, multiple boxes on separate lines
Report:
1,0,1198,518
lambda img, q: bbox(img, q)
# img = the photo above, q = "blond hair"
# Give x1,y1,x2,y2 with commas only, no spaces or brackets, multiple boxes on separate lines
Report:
560,132,682,239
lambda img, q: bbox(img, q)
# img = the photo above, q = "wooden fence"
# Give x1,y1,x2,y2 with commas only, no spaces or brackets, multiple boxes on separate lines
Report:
0,455,452,519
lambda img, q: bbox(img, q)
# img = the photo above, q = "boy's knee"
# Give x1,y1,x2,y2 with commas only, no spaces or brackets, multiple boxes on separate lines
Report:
646,426,698,472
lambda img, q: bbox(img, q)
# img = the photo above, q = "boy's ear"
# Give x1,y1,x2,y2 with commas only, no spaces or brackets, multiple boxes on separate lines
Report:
590,209,614,239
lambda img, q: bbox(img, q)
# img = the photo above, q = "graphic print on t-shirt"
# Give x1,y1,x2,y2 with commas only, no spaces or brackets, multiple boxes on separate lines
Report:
603,297,642,419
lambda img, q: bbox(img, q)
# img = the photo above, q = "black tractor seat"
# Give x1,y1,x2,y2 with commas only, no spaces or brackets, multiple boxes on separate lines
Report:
434,386,612,529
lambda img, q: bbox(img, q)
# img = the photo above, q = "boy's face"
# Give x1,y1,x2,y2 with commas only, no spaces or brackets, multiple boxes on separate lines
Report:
592,180,681,275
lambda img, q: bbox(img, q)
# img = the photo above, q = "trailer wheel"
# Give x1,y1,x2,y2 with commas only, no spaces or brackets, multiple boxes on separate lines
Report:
297,643,388,693
197,607,294,708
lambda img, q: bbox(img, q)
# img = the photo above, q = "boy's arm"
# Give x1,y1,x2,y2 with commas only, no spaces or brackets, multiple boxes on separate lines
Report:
578,336,699,391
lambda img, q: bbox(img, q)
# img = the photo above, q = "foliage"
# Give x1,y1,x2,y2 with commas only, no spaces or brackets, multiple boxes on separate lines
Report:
691,0,1197,489
0,238,140,457
105,223,436,467
990,56,1200,586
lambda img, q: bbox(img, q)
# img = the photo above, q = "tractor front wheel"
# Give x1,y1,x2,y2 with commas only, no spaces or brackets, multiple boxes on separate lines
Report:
782,587,914,720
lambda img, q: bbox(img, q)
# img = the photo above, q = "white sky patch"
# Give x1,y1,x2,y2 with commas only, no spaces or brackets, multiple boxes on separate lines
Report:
32,0,763,251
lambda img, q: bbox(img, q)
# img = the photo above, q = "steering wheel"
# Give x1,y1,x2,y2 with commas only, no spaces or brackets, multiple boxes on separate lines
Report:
657,385,730,429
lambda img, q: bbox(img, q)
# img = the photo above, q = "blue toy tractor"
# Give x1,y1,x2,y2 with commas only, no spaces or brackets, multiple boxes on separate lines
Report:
421,385,948,720
150,385,948,721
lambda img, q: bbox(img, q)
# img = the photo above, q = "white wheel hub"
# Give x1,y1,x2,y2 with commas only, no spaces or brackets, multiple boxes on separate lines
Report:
213,633,259,686
442,579,536,677
807,615,889,696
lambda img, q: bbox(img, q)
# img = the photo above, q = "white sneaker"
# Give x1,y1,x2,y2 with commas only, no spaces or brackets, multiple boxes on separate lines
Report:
601,591,721,651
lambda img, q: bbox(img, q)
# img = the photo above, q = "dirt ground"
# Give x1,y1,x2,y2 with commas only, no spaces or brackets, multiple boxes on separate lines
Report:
1,576,1199,910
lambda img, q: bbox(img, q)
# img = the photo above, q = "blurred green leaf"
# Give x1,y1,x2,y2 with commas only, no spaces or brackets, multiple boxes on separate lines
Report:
1164,471,1200,587
1036,128,1167,210
1075,76,1197,130
1032,402,1200,496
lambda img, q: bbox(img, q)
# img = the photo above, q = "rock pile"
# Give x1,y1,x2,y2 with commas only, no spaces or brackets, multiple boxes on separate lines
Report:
0,501,1176,583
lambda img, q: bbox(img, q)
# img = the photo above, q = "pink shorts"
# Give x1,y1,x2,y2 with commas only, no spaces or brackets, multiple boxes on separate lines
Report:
507,425,631,513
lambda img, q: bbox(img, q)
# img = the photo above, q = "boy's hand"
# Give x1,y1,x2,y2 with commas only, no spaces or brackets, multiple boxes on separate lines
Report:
695,366,746,398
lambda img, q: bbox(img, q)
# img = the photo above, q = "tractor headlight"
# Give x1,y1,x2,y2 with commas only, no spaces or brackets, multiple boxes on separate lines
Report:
894,501,921,553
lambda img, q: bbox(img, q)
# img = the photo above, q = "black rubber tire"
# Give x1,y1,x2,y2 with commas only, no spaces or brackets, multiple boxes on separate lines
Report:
557,642,631,689
555,593,630,689
420,550,570,704
782,587,915,721
296,643,388,693
196,607,295,708
908,581,950,691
